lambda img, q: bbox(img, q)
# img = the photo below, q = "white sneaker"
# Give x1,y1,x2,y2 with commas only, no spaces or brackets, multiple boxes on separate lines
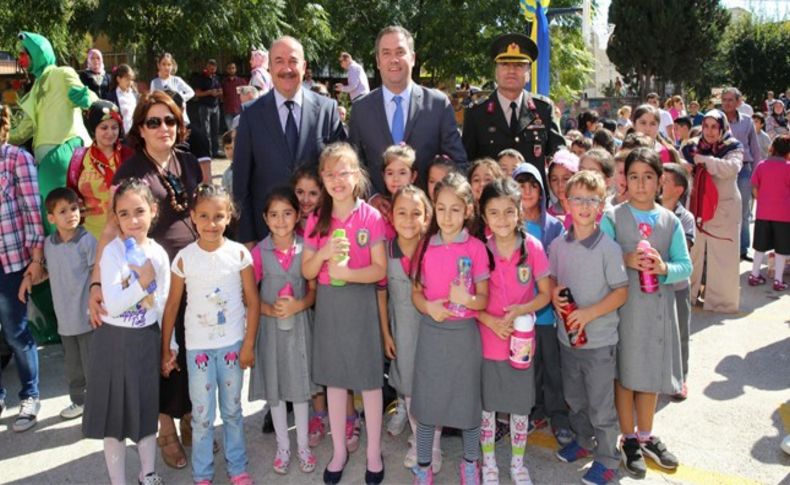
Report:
481,457,499,485
387,398,408,436
60,402,84,420
431,447,443,474
781,435,790,455
13,397,40,432
404,437,417,468
510,463,533,485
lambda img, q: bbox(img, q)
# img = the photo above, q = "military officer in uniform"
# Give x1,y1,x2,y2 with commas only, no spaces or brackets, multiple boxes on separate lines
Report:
463,33,564,192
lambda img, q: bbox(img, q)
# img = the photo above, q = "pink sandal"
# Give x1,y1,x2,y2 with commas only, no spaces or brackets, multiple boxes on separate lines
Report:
748,274,766,286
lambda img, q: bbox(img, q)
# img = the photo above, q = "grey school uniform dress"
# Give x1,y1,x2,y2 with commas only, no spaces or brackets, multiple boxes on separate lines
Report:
249,236,318,405
386,239,421,396
312,275,383,391
610,205,684,395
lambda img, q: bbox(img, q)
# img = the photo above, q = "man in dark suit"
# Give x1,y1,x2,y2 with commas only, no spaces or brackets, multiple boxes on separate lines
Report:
463,33,564,191
349,26,467,204
233,36,345,244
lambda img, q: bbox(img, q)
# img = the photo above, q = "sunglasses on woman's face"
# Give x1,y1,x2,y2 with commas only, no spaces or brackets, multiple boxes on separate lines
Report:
144,115,178,130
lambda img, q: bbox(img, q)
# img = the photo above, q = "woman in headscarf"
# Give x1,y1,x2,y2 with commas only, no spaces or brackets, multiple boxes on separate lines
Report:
248,48,272,94
78,49,111,99
766,100,789,139
681,110,744,313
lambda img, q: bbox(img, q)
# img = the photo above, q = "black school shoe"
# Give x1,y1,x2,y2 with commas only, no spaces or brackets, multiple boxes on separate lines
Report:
640,436,679,469
365,457,385,485
620,437,647,478
261,409,274,433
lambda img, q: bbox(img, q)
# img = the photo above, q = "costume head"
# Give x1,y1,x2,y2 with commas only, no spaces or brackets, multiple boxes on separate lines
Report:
18,32,56,79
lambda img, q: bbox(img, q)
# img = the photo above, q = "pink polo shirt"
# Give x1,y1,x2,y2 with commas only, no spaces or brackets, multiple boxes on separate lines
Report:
303,199,386,285
419,229,490,321
751,157,790,223
252,236,297,283
479,234,550,360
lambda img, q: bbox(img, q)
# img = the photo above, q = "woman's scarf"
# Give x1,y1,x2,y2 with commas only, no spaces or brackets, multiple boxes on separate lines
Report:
86,48,105,76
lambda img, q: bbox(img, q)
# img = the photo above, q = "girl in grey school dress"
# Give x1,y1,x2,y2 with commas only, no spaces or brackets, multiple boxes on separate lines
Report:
248,188,319,475
599,148,692,477
301,143,387,484
410,173,491,484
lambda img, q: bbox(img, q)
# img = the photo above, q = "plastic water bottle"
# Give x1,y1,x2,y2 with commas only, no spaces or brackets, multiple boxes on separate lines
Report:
124,237,148,283
637,239,659,294
276,282,296,330
446,256,473,317
330,228,349,287
559,288,586,348
509,313,536,370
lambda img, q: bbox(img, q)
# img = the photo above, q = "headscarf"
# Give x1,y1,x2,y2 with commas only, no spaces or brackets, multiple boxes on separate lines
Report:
86,48,105,75
770,100,788,128
250,48,268,69
86,100,122,138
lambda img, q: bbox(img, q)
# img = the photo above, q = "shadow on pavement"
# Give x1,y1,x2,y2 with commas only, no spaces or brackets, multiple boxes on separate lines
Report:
704,337,790,401
749,406,790,466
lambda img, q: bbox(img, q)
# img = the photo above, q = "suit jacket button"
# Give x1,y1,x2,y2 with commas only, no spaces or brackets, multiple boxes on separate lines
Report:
515,136,520,142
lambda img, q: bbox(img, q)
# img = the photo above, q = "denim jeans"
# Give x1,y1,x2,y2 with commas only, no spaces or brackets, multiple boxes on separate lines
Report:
197,104,221,156
0,269,40,401
737,163,752,255
187,341,247,481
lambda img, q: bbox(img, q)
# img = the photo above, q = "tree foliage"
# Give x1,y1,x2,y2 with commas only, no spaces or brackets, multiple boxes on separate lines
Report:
607,0,730,97
717,17,790,105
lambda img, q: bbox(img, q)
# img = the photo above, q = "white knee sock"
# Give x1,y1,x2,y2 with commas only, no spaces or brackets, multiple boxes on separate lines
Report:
776,254,788,282
752,250,766,277
137,434,157,481
103,437,126,485
271,401,290,451
294,402,309,450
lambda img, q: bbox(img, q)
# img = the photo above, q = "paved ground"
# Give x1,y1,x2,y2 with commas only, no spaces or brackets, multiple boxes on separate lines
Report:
1,260,788,485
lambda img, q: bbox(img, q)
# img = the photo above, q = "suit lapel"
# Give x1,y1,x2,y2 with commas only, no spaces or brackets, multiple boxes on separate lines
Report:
261,92,290,159
403,84,423,141
371,89,394,145
296,90,317,162
518,92,536,133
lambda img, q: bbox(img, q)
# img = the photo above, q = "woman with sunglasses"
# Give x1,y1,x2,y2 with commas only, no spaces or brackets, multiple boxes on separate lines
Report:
89,90,203,470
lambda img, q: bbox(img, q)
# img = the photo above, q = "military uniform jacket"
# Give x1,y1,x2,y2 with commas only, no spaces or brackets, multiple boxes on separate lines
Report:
463,90,564,184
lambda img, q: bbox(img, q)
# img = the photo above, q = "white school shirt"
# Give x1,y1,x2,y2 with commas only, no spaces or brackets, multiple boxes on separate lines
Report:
171,240,253,350
150,76,195,123
115,87,137,134
100,237,170,329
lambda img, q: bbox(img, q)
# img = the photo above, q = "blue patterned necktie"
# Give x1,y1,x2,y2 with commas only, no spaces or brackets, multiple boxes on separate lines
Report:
391,95,404,144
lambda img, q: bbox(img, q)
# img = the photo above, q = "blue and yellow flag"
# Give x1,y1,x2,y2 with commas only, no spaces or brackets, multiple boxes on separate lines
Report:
519,0,550,96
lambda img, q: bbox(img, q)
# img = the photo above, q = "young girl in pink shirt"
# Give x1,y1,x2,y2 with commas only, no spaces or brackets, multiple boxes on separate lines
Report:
749,134,790,291
302,143,387,484
380,144,419,239
411,172,490,485
476,178,553,485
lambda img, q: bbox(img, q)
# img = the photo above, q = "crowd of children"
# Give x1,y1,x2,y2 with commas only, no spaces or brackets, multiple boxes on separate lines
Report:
19,114,790,485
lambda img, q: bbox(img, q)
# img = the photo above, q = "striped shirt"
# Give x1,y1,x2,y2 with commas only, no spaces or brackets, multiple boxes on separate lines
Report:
0,143,45,273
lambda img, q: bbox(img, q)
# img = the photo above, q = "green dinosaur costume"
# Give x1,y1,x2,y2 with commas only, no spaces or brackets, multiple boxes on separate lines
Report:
8,32,96,344
9,32,96,234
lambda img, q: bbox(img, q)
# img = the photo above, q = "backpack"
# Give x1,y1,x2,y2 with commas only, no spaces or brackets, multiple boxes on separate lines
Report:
689,165,732,241
66,146,89,193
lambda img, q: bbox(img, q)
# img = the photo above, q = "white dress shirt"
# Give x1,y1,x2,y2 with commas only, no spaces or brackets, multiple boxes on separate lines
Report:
340,61,370,100
115,87,137,134
497,90,524,126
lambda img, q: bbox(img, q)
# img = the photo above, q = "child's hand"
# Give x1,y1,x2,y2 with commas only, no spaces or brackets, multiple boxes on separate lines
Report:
383,333,397,360
551,286,568,311
642,247,668,275
449,280,471,306
566,307,594,333
273,296,300,319
89,285,107,327
240,343,255,369
330,236,350,259
17,275,33,303
624,250,645,271
161,349,179,377
487,317,514,340
129,260,156,288
327,260,352,281
426,299,452,322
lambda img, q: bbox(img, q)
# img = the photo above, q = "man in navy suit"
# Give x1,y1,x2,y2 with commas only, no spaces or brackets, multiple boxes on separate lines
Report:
349,26,467,205
233,36,345,244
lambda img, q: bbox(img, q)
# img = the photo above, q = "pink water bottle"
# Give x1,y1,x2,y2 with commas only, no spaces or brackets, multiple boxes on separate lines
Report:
637,239,659,294
509,313,536,370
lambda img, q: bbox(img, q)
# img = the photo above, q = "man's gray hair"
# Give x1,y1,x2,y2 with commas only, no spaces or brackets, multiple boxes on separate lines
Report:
722,87,742,99
269,36,305,57
375,26,415,56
